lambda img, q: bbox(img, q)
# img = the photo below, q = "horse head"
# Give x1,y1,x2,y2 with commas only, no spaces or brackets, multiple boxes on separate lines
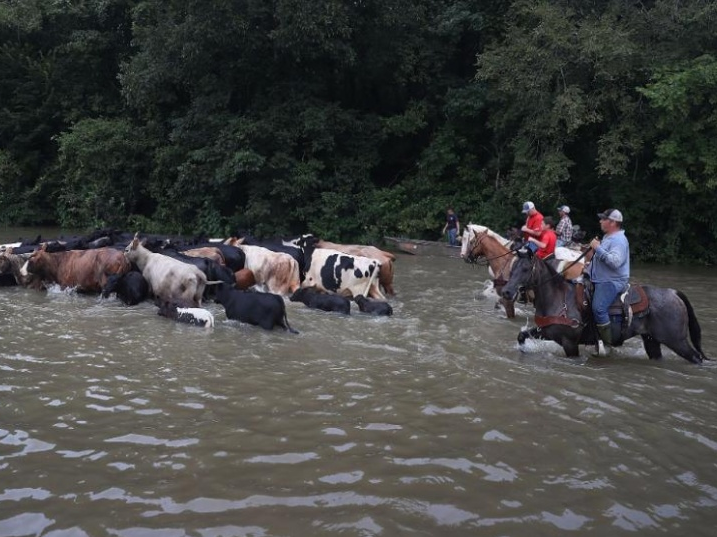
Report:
501,248,536,300
465,230,489,264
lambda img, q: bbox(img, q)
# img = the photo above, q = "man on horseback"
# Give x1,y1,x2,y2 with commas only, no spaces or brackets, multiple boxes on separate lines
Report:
520,201,543,253
589,209,630,349
556,205,573,247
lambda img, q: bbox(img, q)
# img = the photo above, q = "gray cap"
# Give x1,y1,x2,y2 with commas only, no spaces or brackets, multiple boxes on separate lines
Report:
557,205,570,214
522,201,535,214
597,208,623,222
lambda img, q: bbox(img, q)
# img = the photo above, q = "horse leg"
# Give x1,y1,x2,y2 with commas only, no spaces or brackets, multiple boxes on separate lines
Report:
562,340,580,357
502,298,516,319
661,340,704,364
641,334,663,360
517,326,540,345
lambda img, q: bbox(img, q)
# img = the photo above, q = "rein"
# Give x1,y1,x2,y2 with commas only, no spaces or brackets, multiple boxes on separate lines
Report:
524,251,593,329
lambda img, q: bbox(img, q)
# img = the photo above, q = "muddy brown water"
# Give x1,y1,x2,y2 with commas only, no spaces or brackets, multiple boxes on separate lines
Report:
1,228,716,536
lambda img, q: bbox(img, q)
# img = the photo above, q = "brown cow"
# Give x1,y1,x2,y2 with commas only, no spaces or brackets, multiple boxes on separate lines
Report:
316,240,396,295
181,247,226,265
22,246,131,293
234,268,256,290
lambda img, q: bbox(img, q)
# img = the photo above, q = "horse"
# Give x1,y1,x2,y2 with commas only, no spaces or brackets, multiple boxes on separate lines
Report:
464,230,586,318
501,249,709,363
459,224,512,259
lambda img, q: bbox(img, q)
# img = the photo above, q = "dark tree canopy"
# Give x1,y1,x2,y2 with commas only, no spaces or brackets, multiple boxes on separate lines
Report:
1,0,715,262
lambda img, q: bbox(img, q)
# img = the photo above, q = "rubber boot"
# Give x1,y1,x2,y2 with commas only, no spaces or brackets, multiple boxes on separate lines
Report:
593,322,612,356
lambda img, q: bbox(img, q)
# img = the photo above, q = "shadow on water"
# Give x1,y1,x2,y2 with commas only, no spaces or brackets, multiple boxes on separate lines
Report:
1,238,716,536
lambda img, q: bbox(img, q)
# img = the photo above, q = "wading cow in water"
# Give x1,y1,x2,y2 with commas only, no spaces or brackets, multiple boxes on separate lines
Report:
124,234,211,307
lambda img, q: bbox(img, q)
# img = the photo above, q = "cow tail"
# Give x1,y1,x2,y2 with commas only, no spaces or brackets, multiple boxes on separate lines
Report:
677,290,710,361
362,264,381,298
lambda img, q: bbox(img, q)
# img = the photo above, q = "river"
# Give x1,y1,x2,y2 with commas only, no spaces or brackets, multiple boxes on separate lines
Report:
1,230,716,536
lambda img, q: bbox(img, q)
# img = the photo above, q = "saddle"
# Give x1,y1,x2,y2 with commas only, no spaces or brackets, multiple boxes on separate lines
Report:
608,284,649,318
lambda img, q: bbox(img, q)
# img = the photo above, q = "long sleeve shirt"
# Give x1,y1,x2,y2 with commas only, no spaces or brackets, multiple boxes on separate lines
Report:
589,230,630,285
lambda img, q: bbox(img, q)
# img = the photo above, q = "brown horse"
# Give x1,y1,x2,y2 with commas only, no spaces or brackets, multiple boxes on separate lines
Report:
465,230,586,318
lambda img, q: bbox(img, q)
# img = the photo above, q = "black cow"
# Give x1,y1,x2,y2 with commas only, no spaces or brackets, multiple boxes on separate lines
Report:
354,294,393,316
101,271,150,305
215,283,298,333
289,287,351,314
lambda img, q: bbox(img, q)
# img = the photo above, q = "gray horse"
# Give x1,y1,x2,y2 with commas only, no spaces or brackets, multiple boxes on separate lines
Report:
502,250,709,363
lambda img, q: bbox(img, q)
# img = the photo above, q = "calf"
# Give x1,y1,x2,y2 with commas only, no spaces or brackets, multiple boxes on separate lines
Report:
101,271,150,305
354,294,393,316
234,268,256,290
156,300,215,328
215,283,298,333
289,287,351,315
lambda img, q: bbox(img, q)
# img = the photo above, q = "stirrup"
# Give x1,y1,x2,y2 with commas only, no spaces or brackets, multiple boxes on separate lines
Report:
591,340,609,357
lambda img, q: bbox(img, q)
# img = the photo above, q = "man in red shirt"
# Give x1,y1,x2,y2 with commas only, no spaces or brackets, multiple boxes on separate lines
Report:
527,216,557,259
520,201,544,253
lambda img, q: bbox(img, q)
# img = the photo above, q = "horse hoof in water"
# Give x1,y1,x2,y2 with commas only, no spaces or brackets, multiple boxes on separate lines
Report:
517,330,528,345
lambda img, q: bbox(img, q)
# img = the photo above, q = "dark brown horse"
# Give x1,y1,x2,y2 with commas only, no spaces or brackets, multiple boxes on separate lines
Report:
501,249,709,363
465,230,586,319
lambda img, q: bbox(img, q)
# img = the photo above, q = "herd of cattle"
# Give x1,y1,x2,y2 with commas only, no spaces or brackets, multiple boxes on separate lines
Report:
0,230,396,332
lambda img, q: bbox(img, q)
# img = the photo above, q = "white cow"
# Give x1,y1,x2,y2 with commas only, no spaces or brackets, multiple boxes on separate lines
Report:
233,244,301,296
124,235,208,307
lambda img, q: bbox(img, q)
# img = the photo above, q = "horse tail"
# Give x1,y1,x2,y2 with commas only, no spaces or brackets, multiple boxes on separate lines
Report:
677,291,710,361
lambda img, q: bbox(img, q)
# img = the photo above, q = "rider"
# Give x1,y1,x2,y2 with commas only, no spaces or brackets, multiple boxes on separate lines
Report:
589,208,630,349
527,216,557,260
555,205,573,247
520,201,543,253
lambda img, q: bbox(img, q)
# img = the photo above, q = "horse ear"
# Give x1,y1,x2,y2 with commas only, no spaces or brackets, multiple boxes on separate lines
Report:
40,242,48,252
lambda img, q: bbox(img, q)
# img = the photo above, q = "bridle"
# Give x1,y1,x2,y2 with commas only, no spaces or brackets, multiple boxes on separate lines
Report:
466,233,518,288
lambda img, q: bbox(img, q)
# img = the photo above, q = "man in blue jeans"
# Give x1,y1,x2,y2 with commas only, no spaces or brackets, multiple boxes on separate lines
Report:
442,207,460,246
588,209,630,349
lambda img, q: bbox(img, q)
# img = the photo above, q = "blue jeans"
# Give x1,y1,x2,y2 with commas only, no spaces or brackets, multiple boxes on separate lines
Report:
592,281,627,325
556,239,565,248
448,228,458,246
526,241,538,253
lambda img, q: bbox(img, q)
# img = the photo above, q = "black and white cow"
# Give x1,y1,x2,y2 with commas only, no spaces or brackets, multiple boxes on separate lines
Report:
156,300,215,327
289,287,351,314
299,241,383,299
354,294,393,316
215,283,298,333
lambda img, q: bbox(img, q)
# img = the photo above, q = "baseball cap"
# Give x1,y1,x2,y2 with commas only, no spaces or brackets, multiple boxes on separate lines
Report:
597,208,623,222
557,205,570,214
522,201,535,214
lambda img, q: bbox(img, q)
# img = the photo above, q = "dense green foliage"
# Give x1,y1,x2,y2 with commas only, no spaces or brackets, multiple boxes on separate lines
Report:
1,0,715,262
